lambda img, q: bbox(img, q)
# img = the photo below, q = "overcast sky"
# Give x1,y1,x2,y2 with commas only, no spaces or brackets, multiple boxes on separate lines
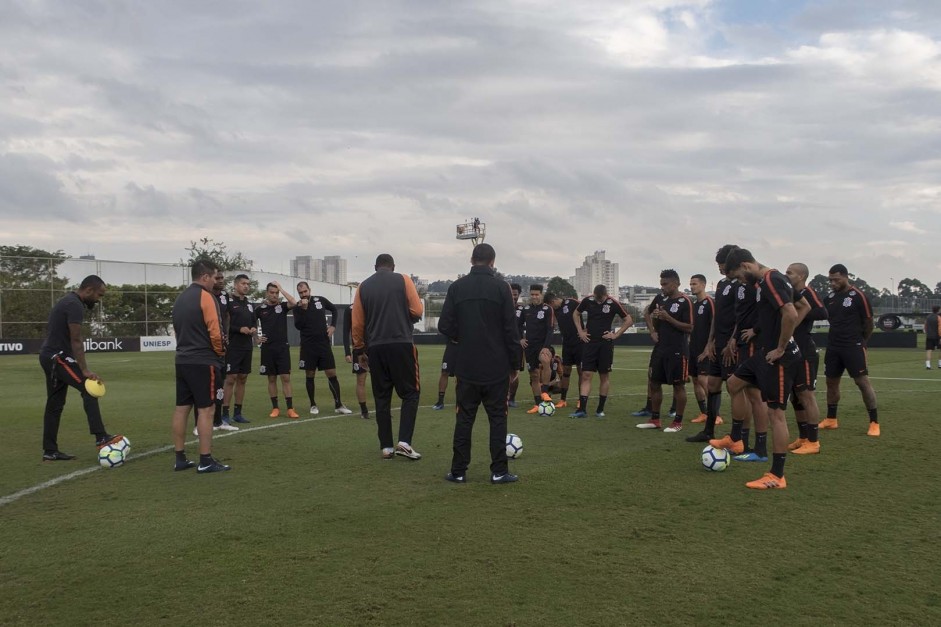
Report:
2,0,940,289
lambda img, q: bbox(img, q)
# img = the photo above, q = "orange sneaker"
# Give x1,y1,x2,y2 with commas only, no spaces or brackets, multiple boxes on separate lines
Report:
746,472,787,490
269,408,281,418
792,441,820,455
867,422,880,437
527,405,540,414
709,435,744,455
287,408,300,419
788,437,807,451
540,392,553,403
555,400,568,408
818,418,839,429
715,416,724,425
691,413,707,424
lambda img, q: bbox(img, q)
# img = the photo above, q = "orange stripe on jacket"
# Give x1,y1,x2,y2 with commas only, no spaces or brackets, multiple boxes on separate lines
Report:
763,270,786,307
351,287,366,351
402,275,424,319
849,284,873,319
56,356,83,384
778,364,784,402
200,289,224,357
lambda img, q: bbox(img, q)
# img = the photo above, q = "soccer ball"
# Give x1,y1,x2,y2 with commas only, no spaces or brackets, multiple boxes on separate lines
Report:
506,433,523,459
537,401,556,417
701,445,730,472
98,436,131,469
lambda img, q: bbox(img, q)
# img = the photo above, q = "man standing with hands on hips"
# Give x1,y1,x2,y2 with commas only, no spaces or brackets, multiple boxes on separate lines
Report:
438,244,522,484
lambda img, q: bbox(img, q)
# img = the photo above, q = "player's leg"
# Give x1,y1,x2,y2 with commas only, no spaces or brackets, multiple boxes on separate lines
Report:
367,346,395,457
638,351,667,428
821,348,843,428
736,388,768,460
692,366,708,420
595,372,610,417
433,368,449,410
483,377,512,479
322,346,351,413
710,374,748,455
355,367,370,419
450,378,480,480
390,344,421,458
853,374,880,435
267,375,279,417
574,366,594,418
663,353,688,431
55,354,112,446
280,374,298,418
41,355,72,459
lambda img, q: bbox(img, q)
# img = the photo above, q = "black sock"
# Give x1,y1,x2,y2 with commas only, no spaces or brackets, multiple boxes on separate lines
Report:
359,402,368,414
579,395,588,411
437,392,445,404
669,402,676,414
560,385,568,401
710,392,722,418
213,401,223,427
754,432,768,457
673,414,683,424
306,378,316,405
731,420,743,441
328,376,342,406
597,396,607,412
797,421,808,439
644,396,652,411
199,453,213,465
704,392,721,436
826,403,838,418
286,397,293,409
651,411,661,421
234,404,242,416
270,396,278,409
697,398,707,413
771,453,786,478
541,384,549,395
868,407,878,423
175,450,187,463
222,405,230,418
807,423,819,443
741,428,751,450
534,395,541,406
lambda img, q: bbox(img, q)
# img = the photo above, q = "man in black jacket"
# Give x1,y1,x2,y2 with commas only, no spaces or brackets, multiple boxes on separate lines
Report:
438,244,522,484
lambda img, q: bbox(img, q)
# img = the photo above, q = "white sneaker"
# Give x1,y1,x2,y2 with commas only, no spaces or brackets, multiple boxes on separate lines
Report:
192,427,199,437
381,447,395,459
217,422,239,431
394,442,422,460
309,406,319,415
335,405,353,415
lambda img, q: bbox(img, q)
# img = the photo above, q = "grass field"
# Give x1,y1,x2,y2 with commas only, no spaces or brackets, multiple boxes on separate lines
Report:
1,346,939,626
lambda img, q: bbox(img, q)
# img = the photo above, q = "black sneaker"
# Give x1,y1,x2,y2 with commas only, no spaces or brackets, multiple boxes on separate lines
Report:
95,434,122,449
231,414,251,424
197,459,231,473
445,472,466,483
361,412,370,420
432,402,445,410
174,459,196,471
490,472,519,484
631,408,652,417
685,430,712,443
42,451,76,461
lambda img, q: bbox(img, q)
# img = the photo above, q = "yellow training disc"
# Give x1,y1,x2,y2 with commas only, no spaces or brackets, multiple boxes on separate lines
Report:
84,379,106,398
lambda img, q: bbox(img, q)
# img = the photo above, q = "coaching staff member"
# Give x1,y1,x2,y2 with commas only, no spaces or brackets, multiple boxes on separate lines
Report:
351,254,424,460
438,244,522,484
171,259,230,473
39,275,122,461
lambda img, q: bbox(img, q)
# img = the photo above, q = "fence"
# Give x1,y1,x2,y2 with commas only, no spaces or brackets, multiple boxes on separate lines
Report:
0,255,354,339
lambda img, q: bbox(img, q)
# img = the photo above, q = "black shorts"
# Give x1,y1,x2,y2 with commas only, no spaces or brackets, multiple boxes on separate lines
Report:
581,341,614,373
260,344,291,376
737,341,756,366
706,338,736,380
561,341,583,367
927,337,940,351
524,344,546,372
649,349,688,385
441,343,457,377
824,344,868,378
792,350,819,393
733,349,799,409
351,356,369,375
226,349,252,375
299,342,336,372
689,356,712,378
176,364,218,409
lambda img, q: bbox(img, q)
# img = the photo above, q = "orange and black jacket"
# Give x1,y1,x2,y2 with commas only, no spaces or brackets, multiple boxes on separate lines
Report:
352,269,423,350
173,283,225,366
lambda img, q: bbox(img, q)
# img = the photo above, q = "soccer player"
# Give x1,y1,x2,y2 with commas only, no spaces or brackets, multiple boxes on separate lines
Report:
686,245,738,444
507,283,524,407
635,271,691,431
924,305,940,369
710,249,800,490
342,305,371,419
39,275,123,461
729,264,765,458
572,284,633,418
222,274,255,424
432,339,457,410
688,274,715,424
517,284,555,414
785,263,828,455
194,268,238,435
820,264,881,436
546,292,583,408
294,282,352,415
256,281,299,419
438,243,522,484
632,294,664,418
171,260,230,473
351,254,424,460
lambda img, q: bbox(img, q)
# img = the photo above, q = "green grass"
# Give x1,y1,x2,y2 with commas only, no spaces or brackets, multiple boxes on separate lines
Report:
1,347,939,626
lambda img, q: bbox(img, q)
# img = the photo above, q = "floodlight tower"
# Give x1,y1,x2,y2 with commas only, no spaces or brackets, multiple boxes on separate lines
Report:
456,217,486,246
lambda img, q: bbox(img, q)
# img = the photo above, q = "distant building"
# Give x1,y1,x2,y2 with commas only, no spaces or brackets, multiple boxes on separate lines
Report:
573,250,619,297
290,255,348,285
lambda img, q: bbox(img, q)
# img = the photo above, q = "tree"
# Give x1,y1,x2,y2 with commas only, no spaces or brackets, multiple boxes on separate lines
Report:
0,245,69,338
183,237,253,271
547,276,578,298
98,283,182,336
935,281,941,296
897,277,931,298
809,274,830,295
